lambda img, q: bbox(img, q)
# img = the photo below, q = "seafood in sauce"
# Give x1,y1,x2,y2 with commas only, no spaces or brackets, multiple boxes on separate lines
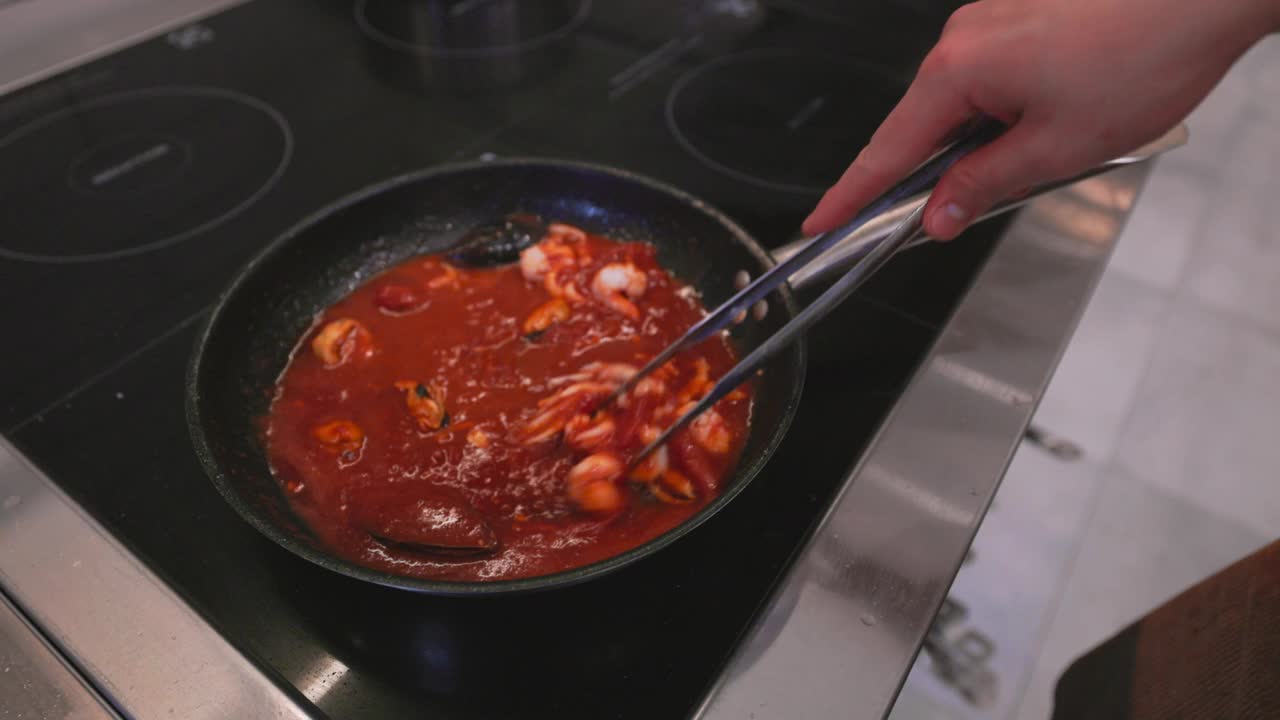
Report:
265,221,752,582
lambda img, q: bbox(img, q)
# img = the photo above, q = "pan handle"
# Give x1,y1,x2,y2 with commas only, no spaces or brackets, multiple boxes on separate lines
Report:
773,123,1189,292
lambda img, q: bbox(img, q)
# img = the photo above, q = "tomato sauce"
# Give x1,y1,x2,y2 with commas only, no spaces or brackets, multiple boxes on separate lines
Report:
265,223,751,582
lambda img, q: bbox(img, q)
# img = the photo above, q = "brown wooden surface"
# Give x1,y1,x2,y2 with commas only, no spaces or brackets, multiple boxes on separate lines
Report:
1052,539,1280,720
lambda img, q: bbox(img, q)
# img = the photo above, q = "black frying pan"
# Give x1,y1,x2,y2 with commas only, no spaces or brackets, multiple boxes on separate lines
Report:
187,159,805,595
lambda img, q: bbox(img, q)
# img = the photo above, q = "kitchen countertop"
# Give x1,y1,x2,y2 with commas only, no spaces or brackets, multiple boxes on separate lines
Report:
0,2,1153,718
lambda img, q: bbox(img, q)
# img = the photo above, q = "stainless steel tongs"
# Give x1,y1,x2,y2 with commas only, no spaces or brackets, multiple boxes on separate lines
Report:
613,117,1186,464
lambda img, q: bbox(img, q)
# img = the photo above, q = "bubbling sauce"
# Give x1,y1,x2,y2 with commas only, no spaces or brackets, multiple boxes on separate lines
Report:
265,222,751,581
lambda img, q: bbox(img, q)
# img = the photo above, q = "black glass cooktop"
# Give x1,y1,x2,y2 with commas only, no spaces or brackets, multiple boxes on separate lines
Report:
1,1,1002,718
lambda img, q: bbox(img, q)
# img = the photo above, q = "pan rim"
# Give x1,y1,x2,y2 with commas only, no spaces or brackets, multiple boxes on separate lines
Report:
186,156,806,596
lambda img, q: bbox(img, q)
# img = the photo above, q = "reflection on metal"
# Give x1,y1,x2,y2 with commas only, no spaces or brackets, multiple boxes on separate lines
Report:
296,653,352,705
931,356,1034,407
922,597,998,708
1024,192,1123,246
697,162,1152,720
1066,174,1138,210
0,592,119,720
0,438,319,719
0,0,247,97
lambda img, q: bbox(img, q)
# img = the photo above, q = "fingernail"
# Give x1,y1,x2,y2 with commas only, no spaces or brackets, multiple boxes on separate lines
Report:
932,202,969,238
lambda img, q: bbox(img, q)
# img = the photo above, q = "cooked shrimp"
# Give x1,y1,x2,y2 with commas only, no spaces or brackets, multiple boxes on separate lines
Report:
520,226,584,287
565,452,625,514
591,263,647,320
520,244,551,282
311,318,371,367
312,420,365,466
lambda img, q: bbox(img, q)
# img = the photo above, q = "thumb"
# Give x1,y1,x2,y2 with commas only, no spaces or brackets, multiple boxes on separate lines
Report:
923,121,1061,240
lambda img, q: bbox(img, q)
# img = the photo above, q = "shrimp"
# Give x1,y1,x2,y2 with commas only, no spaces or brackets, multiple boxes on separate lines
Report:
313,420,364,453
591,263,647,320
311,318,371,367
565,452,625,514
519,224,590,302
312,420,366,466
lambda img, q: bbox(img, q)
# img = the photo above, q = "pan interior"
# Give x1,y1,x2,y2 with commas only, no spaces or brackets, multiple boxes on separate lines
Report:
189,159,804,592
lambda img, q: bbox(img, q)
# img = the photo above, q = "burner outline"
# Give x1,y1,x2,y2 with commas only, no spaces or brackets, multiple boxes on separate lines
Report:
666,48,883,195
0,86,294,264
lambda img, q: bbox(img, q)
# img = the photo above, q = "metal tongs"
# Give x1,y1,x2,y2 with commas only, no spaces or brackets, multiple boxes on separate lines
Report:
611,116,1183,464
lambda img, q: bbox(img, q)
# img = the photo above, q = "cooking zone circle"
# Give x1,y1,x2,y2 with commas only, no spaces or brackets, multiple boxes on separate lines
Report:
665,49,898,195
0,86,292,263
355,0,592,56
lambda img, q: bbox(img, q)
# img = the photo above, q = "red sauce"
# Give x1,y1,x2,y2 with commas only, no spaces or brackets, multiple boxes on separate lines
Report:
265,223,751,582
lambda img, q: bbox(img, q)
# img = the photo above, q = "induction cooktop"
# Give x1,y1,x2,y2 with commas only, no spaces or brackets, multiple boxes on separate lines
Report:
0,1,1009,717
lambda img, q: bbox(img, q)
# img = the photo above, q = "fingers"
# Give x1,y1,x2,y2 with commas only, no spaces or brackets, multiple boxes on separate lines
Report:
801,74,973,237
922,120,1062,239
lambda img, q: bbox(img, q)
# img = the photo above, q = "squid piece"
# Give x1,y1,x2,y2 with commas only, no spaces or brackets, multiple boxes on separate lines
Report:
426,261,462,290
518,381,613,444
564,412,616,452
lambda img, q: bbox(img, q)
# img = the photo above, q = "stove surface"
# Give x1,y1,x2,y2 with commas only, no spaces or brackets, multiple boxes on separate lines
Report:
0,1,1005,717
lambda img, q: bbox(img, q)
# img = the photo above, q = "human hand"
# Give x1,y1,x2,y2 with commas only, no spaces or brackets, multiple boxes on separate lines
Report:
803,0,1280,240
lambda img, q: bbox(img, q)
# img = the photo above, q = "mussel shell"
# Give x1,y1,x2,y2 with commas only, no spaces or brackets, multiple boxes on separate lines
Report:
447,212,547,267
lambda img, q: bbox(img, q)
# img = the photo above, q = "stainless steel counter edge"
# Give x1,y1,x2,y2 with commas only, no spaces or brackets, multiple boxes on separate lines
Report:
0,0,248,97
0,590,121,720
0,437,321,719
696,161,1152,720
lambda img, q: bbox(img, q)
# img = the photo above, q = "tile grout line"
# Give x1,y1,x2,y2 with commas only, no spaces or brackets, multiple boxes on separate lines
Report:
1003,118,1249,717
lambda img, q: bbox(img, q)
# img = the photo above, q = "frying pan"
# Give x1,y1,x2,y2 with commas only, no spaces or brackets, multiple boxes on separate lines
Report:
187,158,806,595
